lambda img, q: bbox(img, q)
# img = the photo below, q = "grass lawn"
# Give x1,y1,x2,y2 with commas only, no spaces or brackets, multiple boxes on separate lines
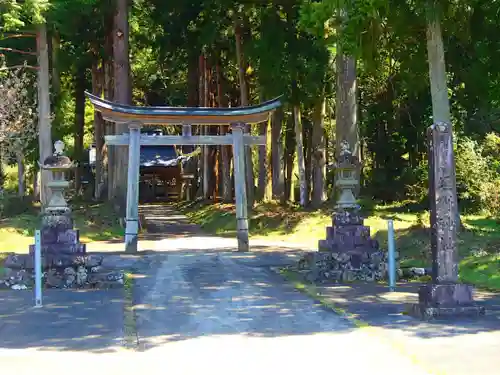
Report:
0,253,6,278
176,200,500,291
0,200,124,254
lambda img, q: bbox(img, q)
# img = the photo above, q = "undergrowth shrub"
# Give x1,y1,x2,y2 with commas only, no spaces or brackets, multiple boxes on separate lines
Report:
455,134,500,217
0,193,36,218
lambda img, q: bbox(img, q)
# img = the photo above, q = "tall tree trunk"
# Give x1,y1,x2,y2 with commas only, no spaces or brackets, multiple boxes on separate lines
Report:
257,119,267,201
284,114,295,201
184,51,198,200
216,62,232,202
104,23,114,200
0,155,3,191
426,14,451,126
188,52,199,106
304,121,312,202
36,23,52,208
257,89,267,201
221,140,232,203
198,54,208,199
426,6,460,229
74,69,86,195
265,115,273,201
33,170,40,201
92,59,105,199
51,32,61,97
112,0,131,208
234,17,254,207
203,55,212,199
293,105,307,207
336,47,359,194
17,152,24,197
311,98,326,207
271,107,285,202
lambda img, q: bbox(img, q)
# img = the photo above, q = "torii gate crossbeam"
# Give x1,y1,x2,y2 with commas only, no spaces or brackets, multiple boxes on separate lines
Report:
85,92,282,253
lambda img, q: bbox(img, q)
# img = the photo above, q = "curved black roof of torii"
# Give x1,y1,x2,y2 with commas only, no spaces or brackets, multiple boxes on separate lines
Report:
85,92,282,125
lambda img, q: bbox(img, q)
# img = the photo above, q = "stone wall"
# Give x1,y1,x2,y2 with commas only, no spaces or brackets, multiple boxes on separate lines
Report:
292,250,402,284
0,254,124,290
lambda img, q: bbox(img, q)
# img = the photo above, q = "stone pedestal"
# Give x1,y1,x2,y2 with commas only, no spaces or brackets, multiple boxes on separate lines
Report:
319,211,379,260
408,284,485,319
308,140,384,283
0,140,124,290
26,212,87,271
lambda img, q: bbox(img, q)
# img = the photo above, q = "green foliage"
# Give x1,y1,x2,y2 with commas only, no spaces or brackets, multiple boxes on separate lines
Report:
0,0,499,220
0,193,37,218
455,135,500,216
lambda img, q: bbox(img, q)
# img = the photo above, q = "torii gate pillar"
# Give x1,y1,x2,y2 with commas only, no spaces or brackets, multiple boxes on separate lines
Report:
232,123,249,252
125,121,142,253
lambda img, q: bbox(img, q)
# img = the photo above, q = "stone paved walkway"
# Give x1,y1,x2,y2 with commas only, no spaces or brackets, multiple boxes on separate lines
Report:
132,250,430,374
123,205,425,374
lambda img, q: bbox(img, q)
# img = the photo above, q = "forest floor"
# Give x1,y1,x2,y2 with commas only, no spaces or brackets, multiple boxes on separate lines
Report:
175,200,500,291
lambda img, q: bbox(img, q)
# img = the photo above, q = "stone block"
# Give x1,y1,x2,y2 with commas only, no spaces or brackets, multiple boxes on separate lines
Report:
418,283,474,307
41,228,58,243
406,283,486,320
332,211,364,226
406,303,485,320
41,214,73,230
5,254,29,269
85,255,104,268
49,254,85,268
29,243,86,255
56,229,80,244
41,228,79,244
318,239,331,252
87,271,124,288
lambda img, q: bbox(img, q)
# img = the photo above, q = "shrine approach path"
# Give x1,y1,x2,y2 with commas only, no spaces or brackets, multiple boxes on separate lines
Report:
128,204,431,374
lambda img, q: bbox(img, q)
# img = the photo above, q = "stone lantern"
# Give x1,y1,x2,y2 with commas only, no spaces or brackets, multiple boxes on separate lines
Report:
32,140,86,258
334,140,360,210
316,139,380,281
40,140,74,215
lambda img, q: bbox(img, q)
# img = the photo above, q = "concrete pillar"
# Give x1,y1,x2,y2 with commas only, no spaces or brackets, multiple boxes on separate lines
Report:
231,123,249,252
125,122,142,253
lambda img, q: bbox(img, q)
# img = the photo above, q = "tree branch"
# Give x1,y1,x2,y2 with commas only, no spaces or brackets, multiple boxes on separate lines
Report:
0,65,39,71
0,33,36,40
0,47,37,56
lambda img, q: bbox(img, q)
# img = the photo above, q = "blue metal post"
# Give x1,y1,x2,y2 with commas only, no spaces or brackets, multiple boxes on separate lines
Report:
387,219,396,291
34,230,42,307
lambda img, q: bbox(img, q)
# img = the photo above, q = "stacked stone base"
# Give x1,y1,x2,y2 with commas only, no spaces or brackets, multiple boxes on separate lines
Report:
406,283,485,320
294,250,401,284
0,254,124,290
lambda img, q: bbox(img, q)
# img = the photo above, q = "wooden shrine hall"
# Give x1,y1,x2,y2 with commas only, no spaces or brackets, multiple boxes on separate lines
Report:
85,92,282,253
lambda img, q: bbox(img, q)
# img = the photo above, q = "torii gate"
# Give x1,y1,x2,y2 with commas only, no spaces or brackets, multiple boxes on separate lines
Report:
85,92,282,253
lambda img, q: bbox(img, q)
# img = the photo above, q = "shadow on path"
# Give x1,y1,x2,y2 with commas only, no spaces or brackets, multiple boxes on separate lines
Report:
0,289,125,353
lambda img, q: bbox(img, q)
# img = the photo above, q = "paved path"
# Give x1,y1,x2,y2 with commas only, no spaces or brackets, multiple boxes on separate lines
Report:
311,282,500,375
0,289,128,375
2,204,498,374
132,249,431,374
0,290,125,352
126,205,430,374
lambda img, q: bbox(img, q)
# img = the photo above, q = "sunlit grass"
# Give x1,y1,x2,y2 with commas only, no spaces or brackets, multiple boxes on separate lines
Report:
0,201,123,253
0,253,7,277
460,254,500,291
177,200,500,290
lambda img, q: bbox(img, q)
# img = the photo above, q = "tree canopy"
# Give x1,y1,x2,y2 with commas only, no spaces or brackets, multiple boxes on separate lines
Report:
0,0,498,215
